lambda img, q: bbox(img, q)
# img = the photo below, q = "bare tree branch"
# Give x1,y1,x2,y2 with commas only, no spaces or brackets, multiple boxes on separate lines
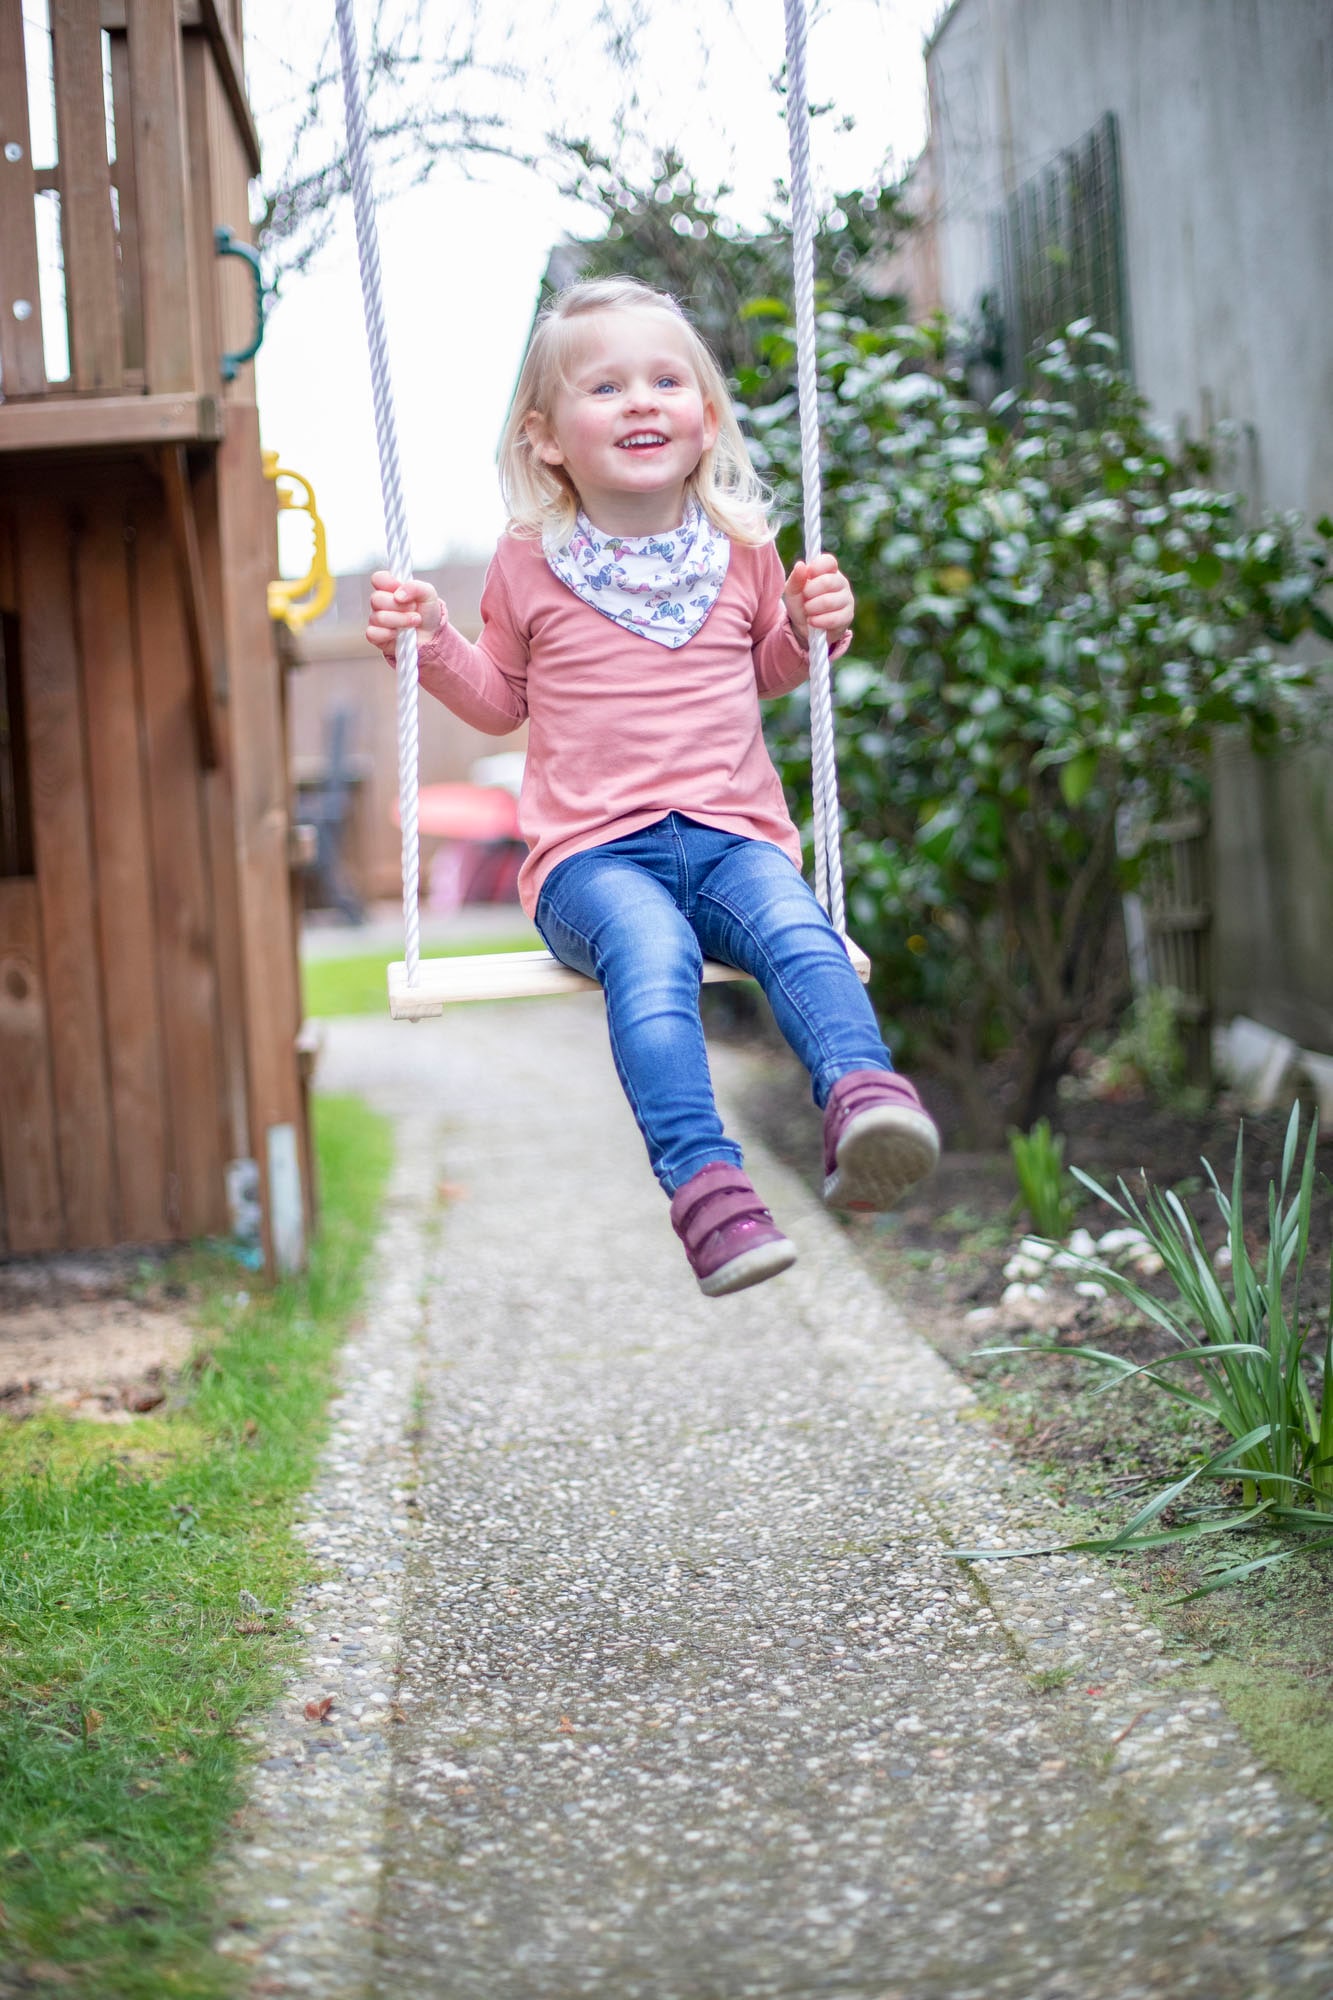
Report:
251,0,657,289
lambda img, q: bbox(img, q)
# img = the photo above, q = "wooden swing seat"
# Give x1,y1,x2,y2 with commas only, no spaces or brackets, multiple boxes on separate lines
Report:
387,936,871,1019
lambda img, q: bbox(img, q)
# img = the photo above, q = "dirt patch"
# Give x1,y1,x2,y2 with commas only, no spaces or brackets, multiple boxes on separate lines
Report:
0,1248,200,1422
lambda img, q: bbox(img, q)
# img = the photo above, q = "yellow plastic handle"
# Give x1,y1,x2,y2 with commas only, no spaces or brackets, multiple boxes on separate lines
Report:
263,450,336,631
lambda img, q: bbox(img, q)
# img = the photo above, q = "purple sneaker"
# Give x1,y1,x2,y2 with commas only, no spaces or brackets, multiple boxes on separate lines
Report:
669,1164,797,1297
823,1069,940,1212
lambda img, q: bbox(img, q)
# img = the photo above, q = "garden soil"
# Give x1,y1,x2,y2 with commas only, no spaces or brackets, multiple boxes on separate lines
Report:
0,1252,197,1421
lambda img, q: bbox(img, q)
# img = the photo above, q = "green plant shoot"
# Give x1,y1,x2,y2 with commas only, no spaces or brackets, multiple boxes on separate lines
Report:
1009,1118,1077,1239
962,1104,1333,1597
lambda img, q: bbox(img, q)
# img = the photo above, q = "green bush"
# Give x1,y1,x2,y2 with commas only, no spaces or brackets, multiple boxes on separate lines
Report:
1097,985,1202,1106
752,315,1332,1139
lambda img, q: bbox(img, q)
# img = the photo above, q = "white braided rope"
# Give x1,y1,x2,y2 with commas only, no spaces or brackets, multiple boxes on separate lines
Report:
333,0,421,987
335,0,842,978
782,0,846,935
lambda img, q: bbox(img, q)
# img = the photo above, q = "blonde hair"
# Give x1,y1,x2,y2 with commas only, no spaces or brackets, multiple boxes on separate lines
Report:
498,276,772,547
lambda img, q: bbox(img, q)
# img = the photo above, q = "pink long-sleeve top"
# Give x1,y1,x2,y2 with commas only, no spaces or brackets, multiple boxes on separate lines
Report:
415,531,841,918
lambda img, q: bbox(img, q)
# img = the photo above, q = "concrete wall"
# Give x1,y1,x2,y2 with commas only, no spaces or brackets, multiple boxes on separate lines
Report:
923,0,1333,1049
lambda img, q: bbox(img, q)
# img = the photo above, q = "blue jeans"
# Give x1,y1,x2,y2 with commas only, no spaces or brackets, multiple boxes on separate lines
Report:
534,814,893,1194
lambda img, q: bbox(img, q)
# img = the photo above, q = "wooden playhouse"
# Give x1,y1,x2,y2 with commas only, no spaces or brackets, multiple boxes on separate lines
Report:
0,0,313,1275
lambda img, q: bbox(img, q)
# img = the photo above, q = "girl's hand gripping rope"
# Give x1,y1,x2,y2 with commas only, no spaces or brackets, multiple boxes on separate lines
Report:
367,570,444,662
782,551,854,647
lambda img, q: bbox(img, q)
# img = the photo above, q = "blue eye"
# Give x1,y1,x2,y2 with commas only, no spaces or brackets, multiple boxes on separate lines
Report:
592,382,617,395
657,375,680,389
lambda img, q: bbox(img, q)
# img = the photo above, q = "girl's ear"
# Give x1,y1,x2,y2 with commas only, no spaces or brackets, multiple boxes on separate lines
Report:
525,411,563,467
701,401,720,454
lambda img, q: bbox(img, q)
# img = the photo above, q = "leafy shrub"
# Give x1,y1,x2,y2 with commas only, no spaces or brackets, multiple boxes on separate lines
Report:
1096,985,1202,1106
752,315,1332,1139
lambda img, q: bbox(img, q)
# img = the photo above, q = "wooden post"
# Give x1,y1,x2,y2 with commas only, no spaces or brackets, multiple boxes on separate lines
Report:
198,15,259,396
126,0,201,392
0,0,47,395
160,443,220,768
216,402,310,1275
192,450,253,1169
182,33,221,395
132,486,229,1240
51,0,124,391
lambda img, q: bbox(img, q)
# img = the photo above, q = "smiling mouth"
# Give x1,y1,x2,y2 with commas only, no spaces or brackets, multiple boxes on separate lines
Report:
617,433,668,449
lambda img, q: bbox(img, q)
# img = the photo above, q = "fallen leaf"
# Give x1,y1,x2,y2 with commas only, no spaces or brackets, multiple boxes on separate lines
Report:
436,1180,469,1202
390,1706,408,1724
235,1623,268,1635
558,1715,575,1734
82,1710,104,1735
304,1696,334,1722
124,1385,166,1414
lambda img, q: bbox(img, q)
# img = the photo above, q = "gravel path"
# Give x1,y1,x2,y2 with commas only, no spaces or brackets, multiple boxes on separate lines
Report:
218,1001,1333,1998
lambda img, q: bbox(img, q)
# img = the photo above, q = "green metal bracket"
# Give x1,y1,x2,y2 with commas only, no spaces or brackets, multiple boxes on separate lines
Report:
214,225,267,382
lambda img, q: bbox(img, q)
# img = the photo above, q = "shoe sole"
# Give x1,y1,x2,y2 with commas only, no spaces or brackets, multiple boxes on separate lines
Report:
698,1237,798,1297
824,1107,940,1212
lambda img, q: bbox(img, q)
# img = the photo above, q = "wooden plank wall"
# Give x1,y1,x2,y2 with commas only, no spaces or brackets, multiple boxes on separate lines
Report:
0,474,233,1255
77,500,172,1241
18,500,118,1246
0,880,63,1256
0,0,309,1269
7,0,224,404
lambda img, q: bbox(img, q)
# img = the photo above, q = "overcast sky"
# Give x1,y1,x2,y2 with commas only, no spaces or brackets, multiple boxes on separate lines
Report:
246,0,946,578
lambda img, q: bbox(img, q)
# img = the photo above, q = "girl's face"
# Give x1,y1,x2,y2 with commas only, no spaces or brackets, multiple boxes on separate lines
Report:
527,310,719,535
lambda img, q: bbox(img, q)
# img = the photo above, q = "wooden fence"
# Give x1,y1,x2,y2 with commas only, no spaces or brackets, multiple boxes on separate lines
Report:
0,0,257,434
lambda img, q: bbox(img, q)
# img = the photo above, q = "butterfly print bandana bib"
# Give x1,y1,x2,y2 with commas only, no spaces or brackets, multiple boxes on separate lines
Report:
543,500,731,649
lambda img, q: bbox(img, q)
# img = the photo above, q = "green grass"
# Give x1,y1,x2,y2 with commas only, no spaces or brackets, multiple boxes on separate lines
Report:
967,1335,1333,1813
0,1095,394,1998
1137,1549,1333,1811
301,934,537,1016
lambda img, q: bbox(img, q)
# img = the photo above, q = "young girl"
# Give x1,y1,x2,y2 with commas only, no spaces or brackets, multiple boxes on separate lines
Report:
367,276,939,1297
